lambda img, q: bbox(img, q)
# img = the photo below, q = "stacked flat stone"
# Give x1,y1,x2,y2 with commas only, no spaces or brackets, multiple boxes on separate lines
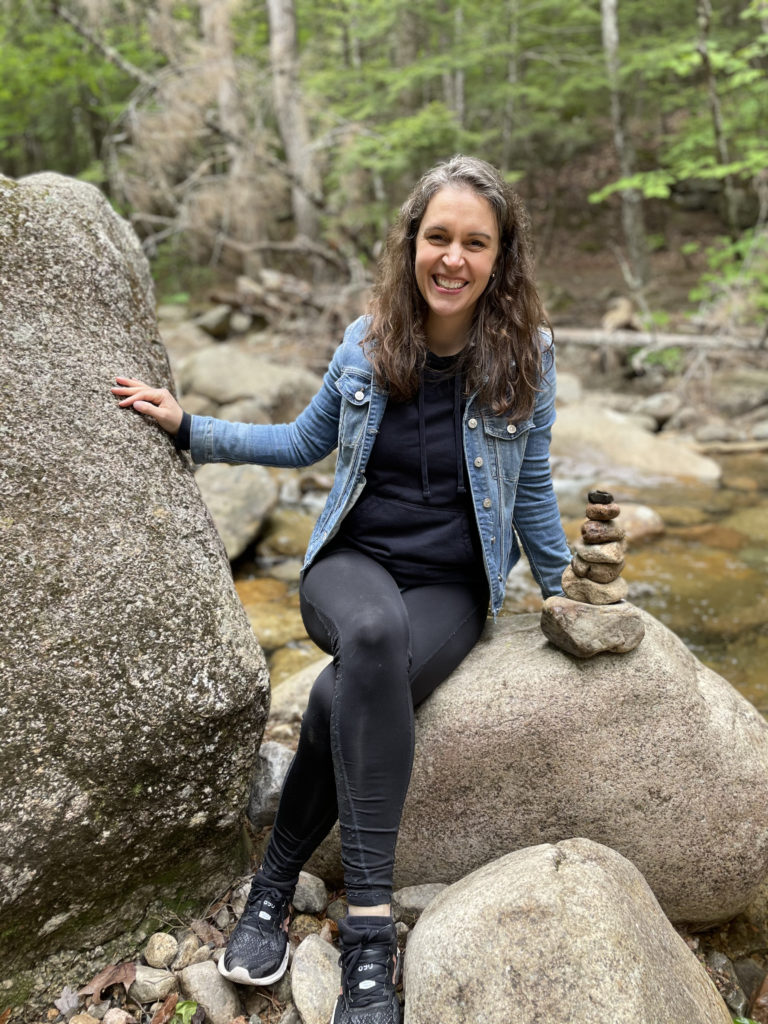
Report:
540,488,645,658
562,490,627,605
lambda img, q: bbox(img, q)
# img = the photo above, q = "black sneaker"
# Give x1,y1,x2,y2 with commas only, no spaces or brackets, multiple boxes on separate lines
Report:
217,881,292,986
330,917,401,1024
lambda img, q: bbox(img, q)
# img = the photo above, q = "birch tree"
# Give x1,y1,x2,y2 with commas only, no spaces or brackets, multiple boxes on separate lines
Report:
266,0,321,240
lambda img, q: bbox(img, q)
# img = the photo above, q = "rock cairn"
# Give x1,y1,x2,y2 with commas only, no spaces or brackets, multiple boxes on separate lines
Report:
540,488,645,658
562,489,627,605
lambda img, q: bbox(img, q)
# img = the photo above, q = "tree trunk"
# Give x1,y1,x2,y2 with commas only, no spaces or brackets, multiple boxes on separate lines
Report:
695,0,740,237
501,0,519,172
600,0,648,288
199,0,263,253
266,0,322,241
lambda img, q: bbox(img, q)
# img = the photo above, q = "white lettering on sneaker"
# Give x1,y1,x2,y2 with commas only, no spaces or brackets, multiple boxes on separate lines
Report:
359,980,376,990
259,910,272,921
358,964,374,971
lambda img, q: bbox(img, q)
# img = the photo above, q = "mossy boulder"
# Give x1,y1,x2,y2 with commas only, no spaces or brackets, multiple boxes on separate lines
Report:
0,173,268,1016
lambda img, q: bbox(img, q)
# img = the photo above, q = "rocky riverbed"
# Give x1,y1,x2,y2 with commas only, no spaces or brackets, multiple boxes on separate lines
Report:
10,287,768,1024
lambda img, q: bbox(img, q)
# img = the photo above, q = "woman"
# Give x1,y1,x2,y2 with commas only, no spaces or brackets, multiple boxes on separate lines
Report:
113,155,570,1024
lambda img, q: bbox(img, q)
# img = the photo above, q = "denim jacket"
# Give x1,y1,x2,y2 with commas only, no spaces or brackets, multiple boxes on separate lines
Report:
189,316,570,617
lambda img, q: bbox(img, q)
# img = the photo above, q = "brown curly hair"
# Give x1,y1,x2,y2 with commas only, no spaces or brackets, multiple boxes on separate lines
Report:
365,155,551,418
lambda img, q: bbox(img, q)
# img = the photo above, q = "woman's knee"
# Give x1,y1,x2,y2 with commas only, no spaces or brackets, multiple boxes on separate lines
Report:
344,602,410,662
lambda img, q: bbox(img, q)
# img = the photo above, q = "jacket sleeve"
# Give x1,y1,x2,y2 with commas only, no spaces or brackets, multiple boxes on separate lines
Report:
512,339,572,598
188,339,348,468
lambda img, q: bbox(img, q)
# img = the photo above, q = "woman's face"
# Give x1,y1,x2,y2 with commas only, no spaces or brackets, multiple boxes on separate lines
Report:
414,185,500,352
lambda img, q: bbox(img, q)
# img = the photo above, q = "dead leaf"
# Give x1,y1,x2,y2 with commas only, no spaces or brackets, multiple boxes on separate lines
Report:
1,1009,12,1024
78,963,137,1003
149,994,178,1024
189,919,225,946
53,987,80,1018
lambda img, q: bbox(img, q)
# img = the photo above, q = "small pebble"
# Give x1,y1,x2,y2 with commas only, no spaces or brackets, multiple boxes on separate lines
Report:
581,520,625,545
144,932,178,969
585,502,620,521
587,489,614,504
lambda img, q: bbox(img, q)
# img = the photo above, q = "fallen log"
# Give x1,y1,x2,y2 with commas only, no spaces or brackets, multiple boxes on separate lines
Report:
553,327,754,350
695,440,768,454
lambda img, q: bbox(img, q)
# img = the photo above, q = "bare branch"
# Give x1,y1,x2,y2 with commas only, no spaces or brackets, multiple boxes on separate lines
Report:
52,3,158,91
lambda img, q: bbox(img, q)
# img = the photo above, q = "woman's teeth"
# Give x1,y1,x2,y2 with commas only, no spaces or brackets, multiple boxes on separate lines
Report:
434,276,466,290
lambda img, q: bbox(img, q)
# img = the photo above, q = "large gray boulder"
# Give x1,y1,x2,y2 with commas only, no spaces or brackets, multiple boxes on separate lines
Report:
307,609,768,925
178,343,323,421
551,403,721,482
404,839,732,1024
0,173,268,1013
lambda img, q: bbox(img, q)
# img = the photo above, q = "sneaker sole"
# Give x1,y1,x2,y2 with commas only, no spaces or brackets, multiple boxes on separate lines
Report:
216,942,290,987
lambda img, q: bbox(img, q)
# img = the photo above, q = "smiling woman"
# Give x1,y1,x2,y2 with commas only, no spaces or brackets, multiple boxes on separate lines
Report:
111,154,570,1024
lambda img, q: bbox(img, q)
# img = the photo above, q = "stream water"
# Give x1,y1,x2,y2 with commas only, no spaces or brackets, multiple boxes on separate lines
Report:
549,451,768,713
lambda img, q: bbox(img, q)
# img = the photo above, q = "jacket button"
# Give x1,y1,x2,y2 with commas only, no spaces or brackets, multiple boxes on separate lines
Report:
474,456,483,468
506,423,517,434
468,417,478,429
355,390,365,401
483,498,492,509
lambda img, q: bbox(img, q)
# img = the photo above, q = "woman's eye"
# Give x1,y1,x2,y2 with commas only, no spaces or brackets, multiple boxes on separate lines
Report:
469,239,485,249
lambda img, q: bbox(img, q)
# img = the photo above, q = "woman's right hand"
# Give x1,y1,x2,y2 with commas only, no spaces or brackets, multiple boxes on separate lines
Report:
111,377,184,435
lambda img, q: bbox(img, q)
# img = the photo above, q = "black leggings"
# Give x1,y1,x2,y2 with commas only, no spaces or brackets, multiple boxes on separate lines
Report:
255,548,489,906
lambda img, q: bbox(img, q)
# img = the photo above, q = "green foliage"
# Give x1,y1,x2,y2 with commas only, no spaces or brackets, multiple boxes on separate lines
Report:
689,229,768,325
0,1,161,179
172,1001,199,1024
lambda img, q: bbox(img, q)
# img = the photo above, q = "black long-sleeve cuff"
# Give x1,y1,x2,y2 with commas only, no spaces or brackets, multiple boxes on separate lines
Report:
174,411,191,451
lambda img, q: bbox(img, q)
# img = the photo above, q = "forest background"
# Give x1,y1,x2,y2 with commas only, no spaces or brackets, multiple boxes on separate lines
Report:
1,0,767,335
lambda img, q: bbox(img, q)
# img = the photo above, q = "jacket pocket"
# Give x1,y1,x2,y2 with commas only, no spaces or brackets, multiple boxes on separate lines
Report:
482,415,532,482
336,369,372,451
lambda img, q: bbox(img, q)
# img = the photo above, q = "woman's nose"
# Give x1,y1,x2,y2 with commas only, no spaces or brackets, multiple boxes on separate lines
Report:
442,242,464,267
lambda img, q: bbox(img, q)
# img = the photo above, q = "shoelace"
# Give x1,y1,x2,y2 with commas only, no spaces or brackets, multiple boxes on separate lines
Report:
245,887,288,936
339,938,395,1008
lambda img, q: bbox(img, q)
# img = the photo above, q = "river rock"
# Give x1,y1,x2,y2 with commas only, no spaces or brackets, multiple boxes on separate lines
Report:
619,502,666,543
552,405,721,482
178,343,322,421
293,872,328,915
306,610,768,924
634,391,683,427
248,741,296,828
541,595,643,654
571,553,625,582
392,883,447,928
194,462,279,560
143,932,178,969
289,934,339,1024
561,566,628,605
128,966,178,1004
179,961,239,1024
580,519,625,544
404,839,731,1024
573,539,625,563
585,501,620,520
0,172,268,1016
195,304,232,340
256,508,317,560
